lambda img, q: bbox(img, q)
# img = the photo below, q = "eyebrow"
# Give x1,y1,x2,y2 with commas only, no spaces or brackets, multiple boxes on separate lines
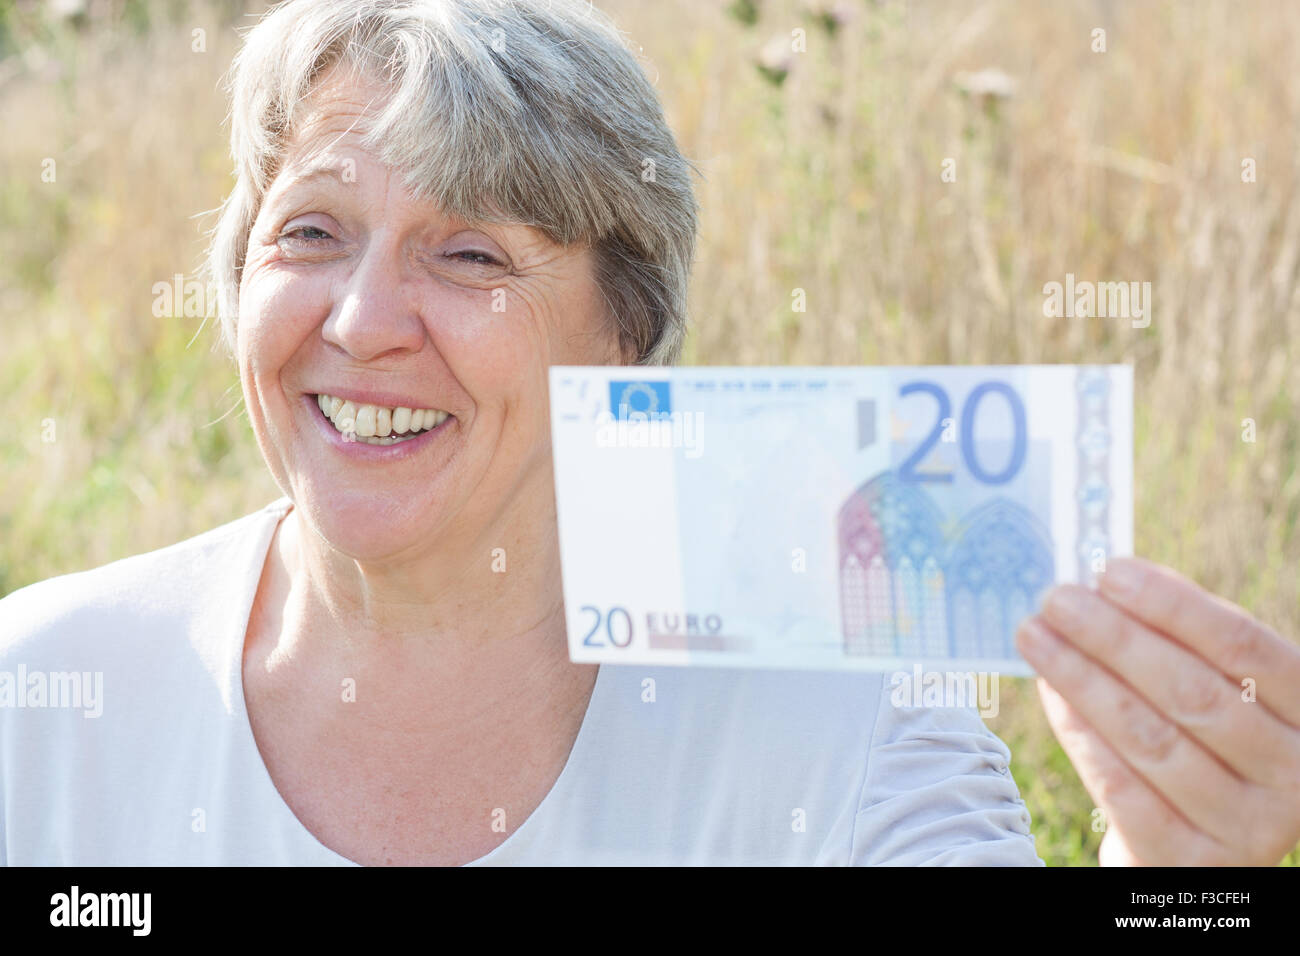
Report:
265,158,491,236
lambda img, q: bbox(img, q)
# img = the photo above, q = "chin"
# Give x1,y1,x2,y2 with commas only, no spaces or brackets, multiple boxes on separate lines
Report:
293,480,447,563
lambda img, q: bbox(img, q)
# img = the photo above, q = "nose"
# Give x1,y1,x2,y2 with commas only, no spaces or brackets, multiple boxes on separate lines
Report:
321,240,428,361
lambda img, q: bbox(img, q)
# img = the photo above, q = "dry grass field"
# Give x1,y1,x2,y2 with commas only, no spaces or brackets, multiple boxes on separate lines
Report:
1,0,1296,865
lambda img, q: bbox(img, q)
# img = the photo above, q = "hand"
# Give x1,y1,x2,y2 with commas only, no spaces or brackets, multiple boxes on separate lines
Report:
1014,557,1300,866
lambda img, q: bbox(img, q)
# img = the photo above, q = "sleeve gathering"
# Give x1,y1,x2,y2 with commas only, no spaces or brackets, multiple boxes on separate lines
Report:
849,679,1045,866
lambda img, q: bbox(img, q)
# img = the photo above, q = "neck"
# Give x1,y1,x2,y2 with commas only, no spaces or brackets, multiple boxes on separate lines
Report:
263,473,578,696
241,478,600,841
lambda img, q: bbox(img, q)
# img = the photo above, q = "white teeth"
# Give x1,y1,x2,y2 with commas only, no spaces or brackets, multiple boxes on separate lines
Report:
354,405,376,438
314,394,450,443
392,407,411,434
354,433,413,445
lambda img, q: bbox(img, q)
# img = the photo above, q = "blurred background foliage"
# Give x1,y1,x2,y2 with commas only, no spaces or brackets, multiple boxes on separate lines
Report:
0,0,1296,865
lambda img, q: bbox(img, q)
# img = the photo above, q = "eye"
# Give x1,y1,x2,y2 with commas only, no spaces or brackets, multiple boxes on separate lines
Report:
279,225,334,243
447,249,503,267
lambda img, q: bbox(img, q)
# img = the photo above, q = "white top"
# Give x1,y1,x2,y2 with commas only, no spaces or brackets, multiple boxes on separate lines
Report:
0,498,1043,866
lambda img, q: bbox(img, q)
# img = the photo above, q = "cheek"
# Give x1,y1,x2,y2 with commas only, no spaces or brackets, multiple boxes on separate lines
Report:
238,268,326,375
428,294,561,460
431,290,552,401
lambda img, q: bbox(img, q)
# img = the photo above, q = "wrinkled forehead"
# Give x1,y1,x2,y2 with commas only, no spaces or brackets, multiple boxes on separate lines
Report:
277,64,386,171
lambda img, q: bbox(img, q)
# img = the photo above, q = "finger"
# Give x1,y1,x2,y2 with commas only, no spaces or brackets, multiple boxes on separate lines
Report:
1033,675,1227,865
1016,615,1253,850
1098,831,1144,867
1097,557,1300,725
1040,584,1300,791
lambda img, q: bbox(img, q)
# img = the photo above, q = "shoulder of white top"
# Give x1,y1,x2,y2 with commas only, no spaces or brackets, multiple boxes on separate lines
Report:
0,498,287,657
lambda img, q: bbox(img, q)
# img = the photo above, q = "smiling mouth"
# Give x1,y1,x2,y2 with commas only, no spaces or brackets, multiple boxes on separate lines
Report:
315,393,452,446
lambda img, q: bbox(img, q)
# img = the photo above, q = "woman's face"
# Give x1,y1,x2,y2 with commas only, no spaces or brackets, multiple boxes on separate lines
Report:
238,68,620,562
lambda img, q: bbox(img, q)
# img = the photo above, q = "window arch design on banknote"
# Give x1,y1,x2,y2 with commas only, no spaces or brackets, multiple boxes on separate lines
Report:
944,499,1054,659
838,479,1053,661
838,472,946,658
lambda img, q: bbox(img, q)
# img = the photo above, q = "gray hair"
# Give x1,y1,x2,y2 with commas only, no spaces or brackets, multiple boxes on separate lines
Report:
206,0,699,365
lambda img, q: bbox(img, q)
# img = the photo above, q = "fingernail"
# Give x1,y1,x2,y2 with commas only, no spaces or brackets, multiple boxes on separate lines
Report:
1099,559,1141,601
1043,586,1087,631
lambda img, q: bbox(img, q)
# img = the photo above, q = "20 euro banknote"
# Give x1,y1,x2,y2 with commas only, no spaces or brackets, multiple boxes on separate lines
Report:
549,365,1133,676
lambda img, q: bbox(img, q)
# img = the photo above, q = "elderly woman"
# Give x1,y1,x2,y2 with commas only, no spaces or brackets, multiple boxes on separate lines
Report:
2,0,1298,867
